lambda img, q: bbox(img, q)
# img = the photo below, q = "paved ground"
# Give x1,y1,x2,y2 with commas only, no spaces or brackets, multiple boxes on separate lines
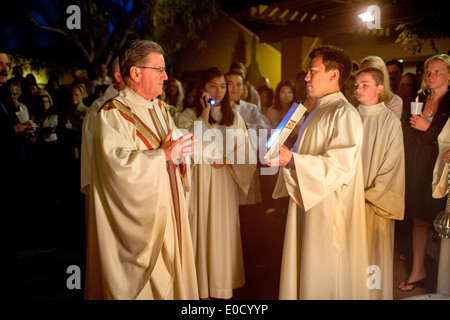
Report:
12,200,442,301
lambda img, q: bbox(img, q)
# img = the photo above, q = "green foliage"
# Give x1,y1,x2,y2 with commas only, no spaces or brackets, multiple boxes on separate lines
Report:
395,15,450,55
25,0,218,70
142,0,218,68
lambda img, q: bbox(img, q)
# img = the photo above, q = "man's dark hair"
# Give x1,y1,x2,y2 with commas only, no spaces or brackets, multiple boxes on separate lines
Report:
226,70,244,79
386,59,404,73
309,45,352,88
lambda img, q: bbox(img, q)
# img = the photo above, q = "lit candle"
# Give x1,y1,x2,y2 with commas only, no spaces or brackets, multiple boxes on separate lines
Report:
415,95,419,113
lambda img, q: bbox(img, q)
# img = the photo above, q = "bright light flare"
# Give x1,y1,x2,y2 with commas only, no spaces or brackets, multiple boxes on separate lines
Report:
358,11,374,22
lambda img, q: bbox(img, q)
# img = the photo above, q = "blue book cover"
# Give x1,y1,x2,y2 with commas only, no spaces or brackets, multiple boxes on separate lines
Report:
265,103,306,159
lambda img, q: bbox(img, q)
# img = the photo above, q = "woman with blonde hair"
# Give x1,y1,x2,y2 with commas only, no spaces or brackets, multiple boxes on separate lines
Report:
360,56,403,119
164,77,185,110
163,77,185,125
399,53,450,292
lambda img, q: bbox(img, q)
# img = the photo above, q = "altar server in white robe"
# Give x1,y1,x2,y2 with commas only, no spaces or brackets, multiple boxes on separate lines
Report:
85,40,198,300
178,67,256,300
227,70,271,205
354,67,405,300
227,70,272,272
269,45,371,300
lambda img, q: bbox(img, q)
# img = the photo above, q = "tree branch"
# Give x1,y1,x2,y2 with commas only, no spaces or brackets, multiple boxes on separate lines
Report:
25,12,70,39
98,0,153,66
26,10,94,65
67,27,94,65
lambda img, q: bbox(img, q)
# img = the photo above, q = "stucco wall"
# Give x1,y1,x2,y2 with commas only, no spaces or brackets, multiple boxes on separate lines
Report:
179,10,281,89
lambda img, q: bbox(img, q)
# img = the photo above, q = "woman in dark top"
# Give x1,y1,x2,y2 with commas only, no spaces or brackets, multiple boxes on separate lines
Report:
399,54,450,292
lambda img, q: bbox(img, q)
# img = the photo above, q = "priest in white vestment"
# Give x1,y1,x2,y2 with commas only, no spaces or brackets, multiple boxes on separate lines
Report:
85,40,198,300
269,45,371,300
354,68,405,299
178,67,256,299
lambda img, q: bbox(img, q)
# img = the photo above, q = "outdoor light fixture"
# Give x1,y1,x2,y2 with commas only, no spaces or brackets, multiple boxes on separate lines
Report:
358,11,374,22
358,5,381,29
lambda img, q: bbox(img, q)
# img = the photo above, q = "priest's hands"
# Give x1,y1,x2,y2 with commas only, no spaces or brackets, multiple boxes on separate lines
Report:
162,130,195,162
266,144,293,167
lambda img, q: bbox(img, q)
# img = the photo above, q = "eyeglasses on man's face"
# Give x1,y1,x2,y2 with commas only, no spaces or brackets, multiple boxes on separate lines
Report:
136,66,166,74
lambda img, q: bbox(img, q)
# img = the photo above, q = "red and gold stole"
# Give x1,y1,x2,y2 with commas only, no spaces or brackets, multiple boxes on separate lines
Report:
102,99,161,149
148,100,184,260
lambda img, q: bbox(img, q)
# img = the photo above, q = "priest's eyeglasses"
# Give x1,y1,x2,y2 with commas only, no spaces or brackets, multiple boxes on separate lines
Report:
136,66,166,74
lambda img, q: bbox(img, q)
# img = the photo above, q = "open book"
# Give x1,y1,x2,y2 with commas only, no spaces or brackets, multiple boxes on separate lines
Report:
265,102,307,159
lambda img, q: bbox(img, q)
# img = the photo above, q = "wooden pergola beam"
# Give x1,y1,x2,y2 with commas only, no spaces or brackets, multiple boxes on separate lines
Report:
258,1,432,43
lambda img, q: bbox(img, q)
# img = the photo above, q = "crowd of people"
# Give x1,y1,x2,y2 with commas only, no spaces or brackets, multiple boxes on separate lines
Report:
1,41,449,300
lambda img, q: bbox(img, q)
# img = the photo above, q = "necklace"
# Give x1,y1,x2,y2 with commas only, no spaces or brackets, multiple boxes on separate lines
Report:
426,98,437,116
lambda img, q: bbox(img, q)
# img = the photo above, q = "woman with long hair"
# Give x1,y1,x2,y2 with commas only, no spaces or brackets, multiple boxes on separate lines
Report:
163,77,185,125
399,54,450,292
178,67,256,300
265,79,297,129
164,77,185,110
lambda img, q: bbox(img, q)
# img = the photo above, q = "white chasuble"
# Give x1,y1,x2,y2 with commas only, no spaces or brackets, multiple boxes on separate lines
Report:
273,92,371,300
358,103,405,300
81,84,119,195
178,107,256,299
85,86,198,300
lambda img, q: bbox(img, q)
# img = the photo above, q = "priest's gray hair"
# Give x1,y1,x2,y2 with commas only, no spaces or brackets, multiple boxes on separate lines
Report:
119,40,164,79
